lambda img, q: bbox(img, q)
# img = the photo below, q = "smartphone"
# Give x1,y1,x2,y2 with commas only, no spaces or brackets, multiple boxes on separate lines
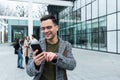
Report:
31,44,43,55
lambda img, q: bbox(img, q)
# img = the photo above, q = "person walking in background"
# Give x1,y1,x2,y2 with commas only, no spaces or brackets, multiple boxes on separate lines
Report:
14,38,24,69
23,36,31,65
26,14,76,80
31,34,39,44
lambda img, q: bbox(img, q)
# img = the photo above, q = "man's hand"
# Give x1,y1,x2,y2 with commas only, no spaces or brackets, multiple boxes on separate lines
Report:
45,52,58,62
33,51,58,66
32,50,46,66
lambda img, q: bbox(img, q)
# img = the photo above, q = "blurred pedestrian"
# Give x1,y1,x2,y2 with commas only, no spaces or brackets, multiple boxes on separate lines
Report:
31,34,39,44
23,36,31,65
14,38,24,69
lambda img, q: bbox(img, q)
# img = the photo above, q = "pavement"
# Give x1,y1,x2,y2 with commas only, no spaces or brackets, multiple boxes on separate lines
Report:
0,43,120,80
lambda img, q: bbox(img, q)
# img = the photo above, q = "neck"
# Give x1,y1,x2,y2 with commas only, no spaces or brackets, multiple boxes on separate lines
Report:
47,37,58,44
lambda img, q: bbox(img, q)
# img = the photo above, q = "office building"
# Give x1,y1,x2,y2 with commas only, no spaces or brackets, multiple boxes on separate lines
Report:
0,0,120,54
57,0,120,54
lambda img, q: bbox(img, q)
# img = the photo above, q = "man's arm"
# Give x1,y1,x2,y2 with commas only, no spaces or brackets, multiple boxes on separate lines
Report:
26,48,45,77
52,42,76,70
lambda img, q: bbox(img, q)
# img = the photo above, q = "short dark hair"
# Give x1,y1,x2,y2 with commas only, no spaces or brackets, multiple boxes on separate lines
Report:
40,14,58,25
32,34,36,38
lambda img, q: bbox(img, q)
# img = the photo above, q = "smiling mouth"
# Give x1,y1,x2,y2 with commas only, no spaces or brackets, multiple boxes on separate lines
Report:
45,33,51,37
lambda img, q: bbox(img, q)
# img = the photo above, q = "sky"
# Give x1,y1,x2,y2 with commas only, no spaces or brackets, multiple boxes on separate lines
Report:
0,0,48,18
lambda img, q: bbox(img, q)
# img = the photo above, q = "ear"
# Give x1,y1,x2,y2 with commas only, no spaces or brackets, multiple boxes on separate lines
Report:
57,25,59,31
56,25,59,31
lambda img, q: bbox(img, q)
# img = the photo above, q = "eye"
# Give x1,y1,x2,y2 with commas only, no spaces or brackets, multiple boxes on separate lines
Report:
46,26,52,29
41,26,52,31
41,27,45,31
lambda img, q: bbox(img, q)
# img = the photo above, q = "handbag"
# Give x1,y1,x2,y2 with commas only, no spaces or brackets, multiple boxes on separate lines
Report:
14,49,18,54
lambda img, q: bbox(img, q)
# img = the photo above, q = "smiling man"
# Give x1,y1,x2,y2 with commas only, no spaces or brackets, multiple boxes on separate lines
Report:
26,14,76,80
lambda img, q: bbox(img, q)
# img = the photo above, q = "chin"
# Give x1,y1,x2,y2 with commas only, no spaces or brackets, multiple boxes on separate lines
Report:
45,36,51,40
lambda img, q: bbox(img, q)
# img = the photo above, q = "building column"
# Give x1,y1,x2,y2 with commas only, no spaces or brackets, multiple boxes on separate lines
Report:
2,26,4,43
28,1,33,37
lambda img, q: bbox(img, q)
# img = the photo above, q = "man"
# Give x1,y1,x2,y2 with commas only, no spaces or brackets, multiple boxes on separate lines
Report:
26,14,76,80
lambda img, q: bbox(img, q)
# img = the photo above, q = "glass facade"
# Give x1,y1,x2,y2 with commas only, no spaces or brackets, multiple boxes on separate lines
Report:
58,0,120,54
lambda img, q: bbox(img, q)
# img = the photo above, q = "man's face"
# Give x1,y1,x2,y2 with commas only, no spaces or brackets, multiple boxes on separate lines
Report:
41,19,58,40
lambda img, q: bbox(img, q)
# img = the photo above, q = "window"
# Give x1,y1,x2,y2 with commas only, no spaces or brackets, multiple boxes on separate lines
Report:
81,0,86,7
107,31,116,52
107,14,116,31
92,32,99,50
99,0,106,17
76,0,81,10
118,0,120,11
87,4,91,20
77,23,81,34
99,17,107,31
86,0,92,4
107,0,116,14
118,31,120,53
86,33,92,49
81,22,86,34
118,12,120,29
92,0,98,18
81,7,86,21
76,8,81,23
92,19,98,32
99,17,107,51
87,20,91,33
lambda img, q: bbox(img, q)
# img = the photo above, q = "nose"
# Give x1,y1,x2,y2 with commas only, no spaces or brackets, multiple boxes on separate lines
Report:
43,28,49,33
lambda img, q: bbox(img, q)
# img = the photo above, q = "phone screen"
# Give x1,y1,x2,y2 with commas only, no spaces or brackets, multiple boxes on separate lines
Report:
31,44,43,55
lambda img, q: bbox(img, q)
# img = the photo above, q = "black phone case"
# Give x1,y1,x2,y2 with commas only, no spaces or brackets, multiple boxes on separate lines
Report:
31,44,43,55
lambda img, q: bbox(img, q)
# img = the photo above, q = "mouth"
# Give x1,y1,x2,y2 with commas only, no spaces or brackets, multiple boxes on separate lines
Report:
44,32,51,37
